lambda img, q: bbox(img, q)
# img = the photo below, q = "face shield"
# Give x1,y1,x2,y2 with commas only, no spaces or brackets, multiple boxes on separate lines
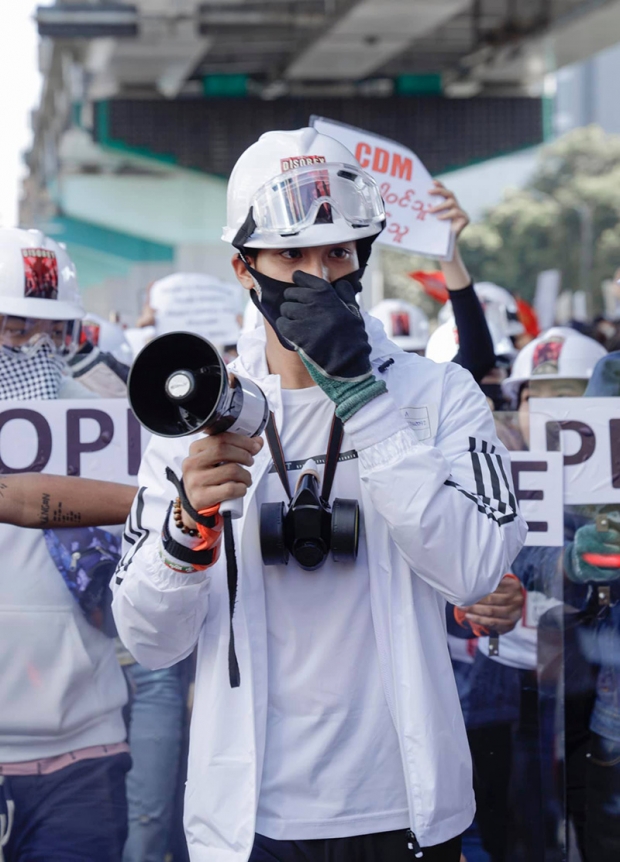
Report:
250,163,385,238
0,315,80,359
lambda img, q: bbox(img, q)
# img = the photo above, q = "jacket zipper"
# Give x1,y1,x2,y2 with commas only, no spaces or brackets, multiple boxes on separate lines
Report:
407,829,423,857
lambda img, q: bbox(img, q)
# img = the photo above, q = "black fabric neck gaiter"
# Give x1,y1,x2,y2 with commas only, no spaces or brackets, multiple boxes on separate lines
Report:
244,262,365,351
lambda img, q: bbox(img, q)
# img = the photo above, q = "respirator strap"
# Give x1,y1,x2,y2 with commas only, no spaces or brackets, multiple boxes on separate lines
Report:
320,416,344,506
265,412,292,500
265,411,344,505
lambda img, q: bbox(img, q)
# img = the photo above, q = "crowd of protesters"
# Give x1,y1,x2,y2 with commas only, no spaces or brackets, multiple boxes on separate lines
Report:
0,126,618,862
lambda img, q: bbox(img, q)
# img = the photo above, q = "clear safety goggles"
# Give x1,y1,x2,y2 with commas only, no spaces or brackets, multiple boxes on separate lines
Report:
250,163,386,237
0,316,80,358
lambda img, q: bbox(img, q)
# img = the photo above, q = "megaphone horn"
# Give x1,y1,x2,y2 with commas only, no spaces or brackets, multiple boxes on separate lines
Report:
128,332,268,440
128,332,269,519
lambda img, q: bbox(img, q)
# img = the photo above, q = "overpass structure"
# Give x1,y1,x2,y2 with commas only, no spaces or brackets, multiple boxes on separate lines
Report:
21,0,620,319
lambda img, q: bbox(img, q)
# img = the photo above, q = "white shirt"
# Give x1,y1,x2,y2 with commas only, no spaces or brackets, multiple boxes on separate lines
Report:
255,384,409,840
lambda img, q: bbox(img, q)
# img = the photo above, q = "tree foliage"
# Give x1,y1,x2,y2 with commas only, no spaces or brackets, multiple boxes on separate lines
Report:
459,125,620,306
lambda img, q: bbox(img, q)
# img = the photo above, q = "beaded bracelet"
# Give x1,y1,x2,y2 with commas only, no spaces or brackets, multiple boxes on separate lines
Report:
173,497,199,537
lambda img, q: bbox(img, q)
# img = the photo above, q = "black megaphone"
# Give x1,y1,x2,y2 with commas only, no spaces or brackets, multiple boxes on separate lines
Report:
128,331,268,518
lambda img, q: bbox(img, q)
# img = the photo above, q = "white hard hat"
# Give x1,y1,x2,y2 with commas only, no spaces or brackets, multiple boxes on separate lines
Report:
502,326,607,403
438,282,524,339
425,317,515,365
222,127,385,250
0,228,84,320
369,299,429,352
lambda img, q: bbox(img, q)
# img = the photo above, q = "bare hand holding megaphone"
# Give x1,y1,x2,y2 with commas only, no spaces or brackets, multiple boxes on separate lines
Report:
128,332,268,519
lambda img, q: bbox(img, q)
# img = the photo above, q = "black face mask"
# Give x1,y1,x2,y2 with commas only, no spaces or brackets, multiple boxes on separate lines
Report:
242,260,365,351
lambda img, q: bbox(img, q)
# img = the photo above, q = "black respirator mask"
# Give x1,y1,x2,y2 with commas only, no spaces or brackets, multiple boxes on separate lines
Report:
260,413,359,571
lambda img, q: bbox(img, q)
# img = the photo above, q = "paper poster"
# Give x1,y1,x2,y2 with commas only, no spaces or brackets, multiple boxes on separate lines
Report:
150,273,243,347
0,400,148,485
530,397,620,504
310,116,454,260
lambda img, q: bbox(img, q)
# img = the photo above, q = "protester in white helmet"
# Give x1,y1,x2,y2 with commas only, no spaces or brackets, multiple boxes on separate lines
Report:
0,229,130,861
113,128,526,862
502,326,607,444
369,299,429,354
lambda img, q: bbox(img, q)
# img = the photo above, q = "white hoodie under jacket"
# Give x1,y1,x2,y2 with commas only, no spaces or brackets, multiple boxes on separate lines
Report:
112,315,527,861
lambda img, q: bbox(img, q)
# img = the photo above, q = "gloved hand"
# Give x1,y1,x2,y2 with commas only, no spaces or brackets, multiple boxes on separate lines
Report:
277,270,387,421
565,523,620,583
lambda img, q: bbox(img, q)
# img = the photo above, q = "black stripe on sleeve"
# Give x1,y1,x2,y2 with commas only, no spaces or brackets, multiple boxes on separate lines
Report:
469,438,487,501
482,444,506,513
495,452,518,515
118,487,150,573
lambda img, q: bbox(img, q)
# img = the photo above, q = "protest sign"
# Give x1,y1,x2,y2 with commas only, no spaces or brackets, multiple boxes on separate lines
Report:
509,451,564,546
530,397,620,504
534,270,561,331
151,273,242,346
0,399,148,485
310,116,454,260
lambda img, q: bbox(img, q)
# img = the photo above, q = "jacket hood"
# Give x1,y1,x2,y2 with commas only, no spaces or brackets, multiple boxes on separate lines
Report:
230,311,402,383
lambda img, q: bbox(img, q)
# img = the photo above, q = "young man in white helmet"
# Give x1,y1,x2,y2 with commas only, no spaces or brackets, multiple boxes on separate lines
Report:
112,128,527,862
0,229,130,861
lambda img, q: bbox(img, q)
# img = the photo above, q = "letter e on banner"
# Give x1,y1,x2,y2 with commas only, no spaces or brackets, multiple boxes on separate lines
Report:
509,451,563,546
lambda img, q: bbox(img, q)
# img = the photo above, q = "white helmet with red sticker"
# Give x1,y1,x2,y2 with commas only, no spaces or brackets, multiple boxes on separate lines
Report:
502,326,607,403
369,299,429,352
222,128,385,249
0,228,84,320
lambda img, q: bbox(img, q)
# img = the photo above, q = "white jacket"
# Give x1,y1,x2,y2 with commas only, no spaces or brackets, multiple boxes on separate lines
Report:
112,316,527,860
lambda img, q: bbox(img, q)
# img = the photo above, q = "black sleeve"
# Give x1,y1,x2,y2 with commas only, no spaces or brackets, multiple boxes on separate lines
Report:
450,284,496,383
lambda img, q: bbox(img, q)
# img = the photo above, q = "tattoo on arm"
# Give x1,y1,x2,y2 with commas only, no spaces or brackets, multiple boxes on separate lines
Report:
39,492,51,526
0,482,7,499
39,493,82,527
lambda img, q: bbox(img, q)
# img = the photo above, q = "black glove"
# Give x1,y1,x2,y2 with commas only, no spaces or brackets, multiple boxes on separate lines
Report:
277,271,387,421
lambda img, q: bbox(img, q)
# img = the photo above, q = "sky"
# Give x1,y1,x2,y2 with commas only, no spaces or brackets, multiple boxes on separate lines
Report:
0,2,48,228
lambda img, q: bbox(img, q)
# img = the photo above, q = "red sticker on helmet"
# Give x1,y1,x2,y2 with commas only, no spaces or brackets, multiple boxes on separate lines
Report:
22,248,58,300
390,311,410,337
532,335,564,375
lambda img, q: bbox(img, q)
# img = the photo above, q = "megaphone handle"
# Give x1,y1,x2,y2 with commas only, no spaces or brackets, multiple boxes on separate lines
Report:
220,497,244,519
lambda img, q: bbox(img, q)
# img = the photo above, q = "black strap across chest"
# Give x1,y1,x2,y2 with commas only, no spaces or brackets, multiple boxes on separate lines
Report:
264,410,344,506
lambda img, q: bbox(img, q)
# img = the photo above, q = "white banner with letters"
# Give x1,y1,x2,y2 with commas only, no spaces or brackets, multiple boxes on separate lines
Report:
530,397,620,504
0,399,148,485
509,451,564,546
310,115,454,260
